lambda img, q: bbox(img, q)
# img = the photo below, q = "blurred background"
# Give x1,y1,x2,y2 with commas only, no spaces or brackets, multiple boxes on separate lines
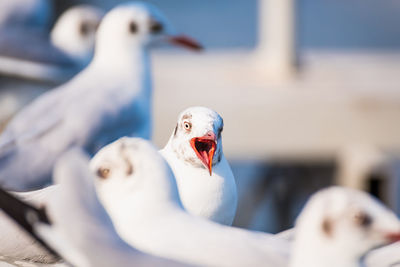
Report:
1,0,400,233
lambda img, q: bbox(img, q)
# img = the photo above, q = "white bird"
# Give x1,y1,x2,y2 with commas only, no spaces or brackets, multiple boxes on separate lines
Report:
0,2,202,191
50,5,105,67
0,5,103,128
290,186,400,267
0,4,103,83
160,107,237,225
0,149,189,267
90,137,289,267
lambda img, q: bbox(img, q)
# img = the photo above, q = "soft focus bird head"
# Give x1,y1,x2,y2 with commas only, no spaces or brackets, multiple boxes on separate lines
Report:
168,107,224,175
94,2,202,55
90,137,180,209
293,186,400,265
50,5,104,66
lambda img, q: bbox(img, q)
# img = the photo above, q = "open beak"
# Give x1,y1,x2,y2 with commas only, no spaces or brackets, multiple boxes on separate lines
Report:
385,232,400,243
168,35,203,51
190,132,216,175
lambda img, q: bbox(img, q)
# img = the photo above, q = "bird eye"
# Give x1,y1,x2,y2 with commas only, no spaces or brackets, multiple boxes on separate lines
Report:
150,21,163,34
183,121,192,131
97,167,111,179
322,218,333,237
354,212,372,228
129,21,138,33
80,22,90,36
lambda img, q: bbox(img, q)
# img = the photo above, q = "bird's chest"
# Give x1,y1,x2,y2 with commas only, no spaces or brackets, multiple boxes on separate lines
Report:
175,166,227,211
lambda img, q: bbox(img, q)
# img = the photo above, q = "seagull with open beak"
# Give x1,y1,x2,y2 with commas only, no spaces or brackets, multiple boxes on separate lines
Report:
160,107,237,225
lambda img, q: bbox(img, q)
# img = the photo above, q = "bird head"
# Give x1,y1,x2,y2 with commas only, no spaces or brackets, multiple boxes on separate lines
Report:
50,5,105,66
293,186,400,266
168,107,224,175
94,2,202,55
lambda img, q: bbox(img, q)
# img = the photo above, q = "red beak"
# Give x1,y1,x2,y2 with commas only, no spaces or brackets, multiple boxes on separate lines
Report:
190,132,216,175
168,35,203,51
385,232,400,243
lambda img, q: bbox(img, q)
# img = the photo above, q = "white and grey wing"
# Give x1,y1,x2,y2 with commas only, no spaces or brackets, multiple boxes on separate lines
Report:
46,148,190,267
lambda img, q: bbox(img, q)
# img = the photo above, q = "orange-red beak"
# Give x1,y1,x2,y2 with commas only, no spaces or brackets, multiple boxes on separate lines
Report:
168,35,203,51
190,132,216,175
385,232,400,243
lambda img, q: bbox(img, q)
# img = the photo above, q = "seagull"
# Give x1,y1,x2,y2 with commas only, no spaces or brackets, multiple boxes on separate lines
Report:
90,137,289,267
50,5,105,67
0,2,202,191
290,186,400,267
0,4,103,83
160,107,237,225
0,5,104,127
0,148,189,266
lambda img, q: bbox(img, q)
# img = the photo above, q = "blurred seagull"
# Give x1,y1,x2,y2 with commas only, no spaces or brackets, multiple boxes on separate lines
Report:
0,2,202,191
91,137,289,267
291,186,400,267
0,5,104,128
0,149,189,266
0,5,104,82
160,107,237,225
50,5,105,67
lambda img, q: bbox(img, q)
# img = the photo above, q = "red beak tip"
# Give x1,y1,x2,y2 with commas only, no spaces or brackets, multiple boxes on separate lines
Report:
169,35,203,51
386,232,400,242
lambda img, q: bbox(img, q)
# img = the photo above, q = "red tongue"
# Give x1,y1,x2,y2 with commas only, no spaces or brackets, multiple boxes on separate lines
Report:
199,150,210,166
199,150,208,165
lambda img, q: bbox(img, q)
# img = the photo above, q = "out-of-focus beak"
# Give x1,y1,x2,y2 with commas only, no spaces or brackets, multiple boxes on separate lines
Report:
190,131,216,175
168,35,203,51
385,232,400,243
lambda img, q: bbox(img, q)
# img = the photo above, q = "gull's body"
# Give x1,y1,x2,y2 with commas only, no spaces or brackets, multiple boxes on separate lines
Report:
160,107,237,225
34,149,189,267
0,149,188,266
0,5,103,127
91,137,289,267
0,2,201,191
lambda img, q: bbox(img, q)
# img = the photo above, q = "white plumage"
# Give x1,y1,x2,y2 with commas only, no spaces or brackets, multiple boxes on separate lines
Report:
0,2,201,191
91,137,289,267
33,148,188,267
160,107,238,225
50,5,105,67
291,186,400,267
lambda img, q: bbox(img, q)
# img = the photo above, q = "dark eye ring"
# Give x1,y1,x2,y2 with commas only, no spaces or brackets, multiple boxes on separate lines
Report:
97,167,111,179
183,121,192,131
129,21,138,33
354,212,372,227
80,22,90,36
150,21,163,34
